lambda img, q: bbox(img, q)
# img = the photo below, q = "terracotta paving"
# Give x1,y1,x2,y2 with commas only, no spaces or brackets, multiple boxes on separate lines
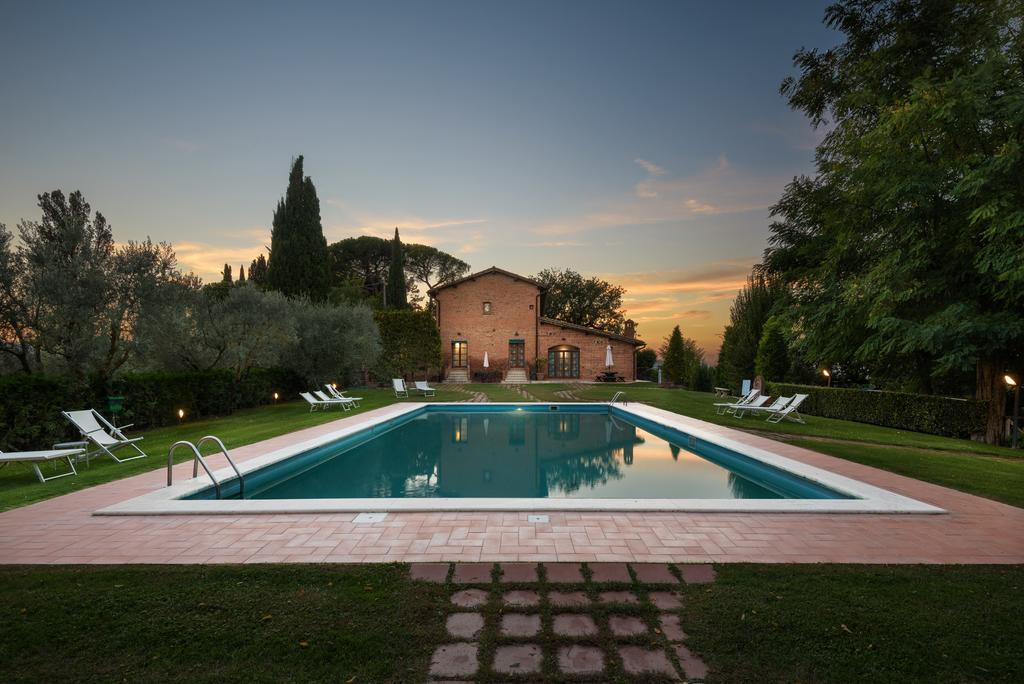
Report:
0,403,1022,565
427,561,708,681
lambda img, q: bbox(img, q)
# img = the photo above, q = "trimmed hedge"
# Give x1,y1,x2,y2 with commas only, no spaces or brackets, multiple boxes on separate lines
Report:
764,382,988,439
0,368,304,452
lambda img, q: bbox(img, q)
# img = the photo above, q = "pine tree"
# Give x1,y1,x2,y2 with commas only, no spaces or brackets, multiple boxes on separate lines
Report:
266,156,330,300
754,317,789,382
386,227,407,309
662,326,687,385
237,264,246,284
221,263,232,283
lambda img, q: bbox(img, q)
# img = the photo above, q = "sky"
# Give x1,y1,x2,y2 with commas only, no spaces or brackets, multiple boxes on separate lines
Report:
0,1,839,360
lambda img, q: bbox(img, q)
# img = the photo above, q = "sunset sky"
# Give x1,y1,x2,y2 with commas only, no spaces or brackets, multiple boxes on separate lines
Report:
0,1,838,359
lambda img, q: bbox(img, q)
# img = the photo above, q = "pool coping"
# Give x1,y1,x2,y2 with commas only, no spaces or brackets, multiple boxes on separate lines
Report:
94,402,944,516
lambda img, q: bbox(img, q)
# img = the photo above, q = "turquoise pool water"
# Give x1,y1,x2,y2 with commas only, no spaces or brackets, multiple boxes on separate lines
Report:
185,406,852,501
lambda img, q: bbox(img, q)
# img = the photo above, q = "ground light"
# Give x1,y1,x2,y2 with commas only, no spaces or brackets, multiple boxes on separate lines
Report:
1006,374,1020,449
273,392,279,403
177,408,184,424
822,368,831,387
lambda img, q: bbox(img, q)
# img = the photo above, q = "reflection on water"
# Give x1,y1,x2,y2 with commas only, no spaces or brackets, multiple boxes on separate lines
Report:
250,411,790,500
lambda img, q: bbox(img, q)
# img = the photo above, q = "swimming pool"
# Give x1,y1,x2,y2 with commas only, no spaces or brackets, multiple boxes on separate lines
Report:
185,406,849,501
98,403,943,515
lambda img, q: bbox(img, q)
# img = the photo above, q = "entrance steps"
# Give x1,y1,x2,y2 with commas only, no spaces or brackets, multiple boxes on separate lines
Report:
445,367,469,383
503,368,528,384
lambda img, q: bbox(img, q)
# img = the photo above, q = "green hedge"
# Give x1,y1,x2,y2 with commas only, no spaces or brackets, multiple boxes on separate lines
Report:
764,382,988,438
0,368,304,451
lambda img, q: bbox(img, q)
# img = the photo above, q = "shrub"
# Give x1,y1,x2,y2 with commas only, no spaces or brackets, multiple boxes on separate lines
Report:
373,309,442,380
0,368,304,451
764,382,988,438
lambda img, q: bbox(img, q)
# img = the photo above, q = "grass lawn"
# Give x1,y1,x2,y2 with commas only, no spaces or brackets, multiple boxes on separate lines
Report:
683,563,1024,683
460,382,531,402
0,564,448,683
788,438,1024,508
0,387,463,512
1,563,1020,683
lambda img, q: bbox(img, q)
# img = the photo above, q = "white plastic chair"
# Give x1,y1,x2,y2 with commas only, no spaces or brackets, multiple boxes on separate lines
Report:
414,380,436,397
392,379,409,398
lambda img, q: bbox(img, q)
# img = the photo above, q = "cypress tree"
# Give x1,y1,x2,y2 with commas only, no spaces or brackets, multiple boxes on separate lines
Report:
662,325,686,385
249,254,268,285
386,227,407,309
237,264,246,284
221,263,232,283
266,156,330,300
754,317,789,382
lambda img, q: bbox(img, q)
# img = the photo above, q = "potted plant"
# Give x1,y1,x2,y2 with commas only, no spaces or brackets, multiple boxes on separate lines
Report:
535,357,547,380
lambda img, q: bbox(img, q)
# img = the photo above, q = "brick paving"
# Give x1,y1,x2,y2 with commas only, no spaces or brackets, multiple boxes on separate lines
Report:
425,560,710,681
0,403,1021,566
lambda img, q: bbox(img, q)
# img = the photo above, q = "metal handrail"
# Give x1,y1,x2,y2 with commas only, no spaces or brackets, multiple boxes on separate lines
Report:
196,435,245,498
167,440,221,499
610,391,627,405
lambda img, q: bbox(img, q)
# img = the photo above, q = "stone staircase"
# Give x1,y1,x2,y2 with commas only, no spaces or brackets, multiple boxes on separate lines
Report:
503,368,528,384
445,367,470,383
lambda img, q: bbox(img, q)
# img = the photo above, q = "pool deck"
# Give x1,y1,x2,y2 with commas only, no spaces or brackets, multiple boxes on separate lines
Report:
0,404,1021,565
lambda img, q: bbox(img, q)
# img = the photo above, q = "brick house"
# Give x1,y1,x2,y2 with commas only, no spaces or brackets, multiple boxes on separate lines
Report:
428,267,645,383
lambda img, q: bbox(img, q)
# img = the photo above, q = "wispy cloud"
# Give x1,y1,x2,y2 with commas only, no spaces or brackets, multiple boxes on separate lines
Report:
174,240,266,280
535,155,785,236
525,240,583,248
634,158,666,176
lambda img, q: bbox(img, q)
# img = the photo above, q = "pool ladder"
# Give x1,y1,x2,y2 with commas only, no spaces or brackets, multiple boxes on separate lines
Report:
166,435,245,499
610,391,627,405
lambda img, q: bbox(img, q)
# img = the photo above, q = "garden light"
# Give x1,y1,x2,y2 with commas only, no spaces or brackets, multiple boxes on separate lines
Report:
1007,374,1020,449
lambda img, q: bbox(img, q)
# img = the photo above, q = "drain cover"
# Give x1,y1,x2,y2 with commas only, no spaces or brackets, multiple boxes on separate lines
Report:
527,514,549,523
353,512,387,523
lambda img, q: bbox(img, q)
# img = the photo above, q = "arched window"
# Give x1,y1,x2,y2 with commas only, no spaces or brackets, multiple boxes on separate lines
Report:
548,345,580,378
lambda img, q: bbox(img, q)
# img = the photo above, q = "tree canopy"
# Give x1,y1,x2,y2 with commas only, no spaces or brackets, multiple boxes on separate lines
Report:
1,191,183,384
534,267,627,333
328,234,468,308
266,156,330,300
761,0,1024,442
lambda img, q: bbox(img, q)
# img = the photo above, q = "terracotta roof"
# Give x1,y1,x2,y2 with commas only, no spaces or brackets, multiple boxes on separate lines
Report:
540,317,646,346
427,266,546,295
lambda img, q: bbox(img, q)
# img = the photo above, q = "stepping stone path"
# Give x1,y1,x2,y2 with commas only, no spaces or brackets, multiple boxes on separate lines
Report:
441,384,488,402
503,384,541,401
418,560,715,681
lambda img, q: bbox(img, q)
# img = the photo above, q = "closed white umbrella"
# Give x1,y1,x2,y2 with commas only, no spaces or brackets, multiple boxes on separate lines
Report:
483,352,489,368
605,345,614,368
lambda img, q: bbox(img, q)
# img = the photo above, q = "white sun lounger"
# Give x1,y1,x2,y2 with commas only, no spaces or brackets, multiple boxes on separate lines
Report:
313,390,354,411
414,380,436,397
59,409,147,463
766,393,809,423
714,389,760,415
735,395,793,419
392,379,409,398
721,394,771,416
0,447,84,483
324,385,362,407
300,391,342,412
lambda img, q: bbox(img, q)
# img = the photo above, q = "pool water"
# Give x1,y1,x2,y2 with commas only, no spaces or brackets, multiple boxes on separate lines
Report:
186,407,851,501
